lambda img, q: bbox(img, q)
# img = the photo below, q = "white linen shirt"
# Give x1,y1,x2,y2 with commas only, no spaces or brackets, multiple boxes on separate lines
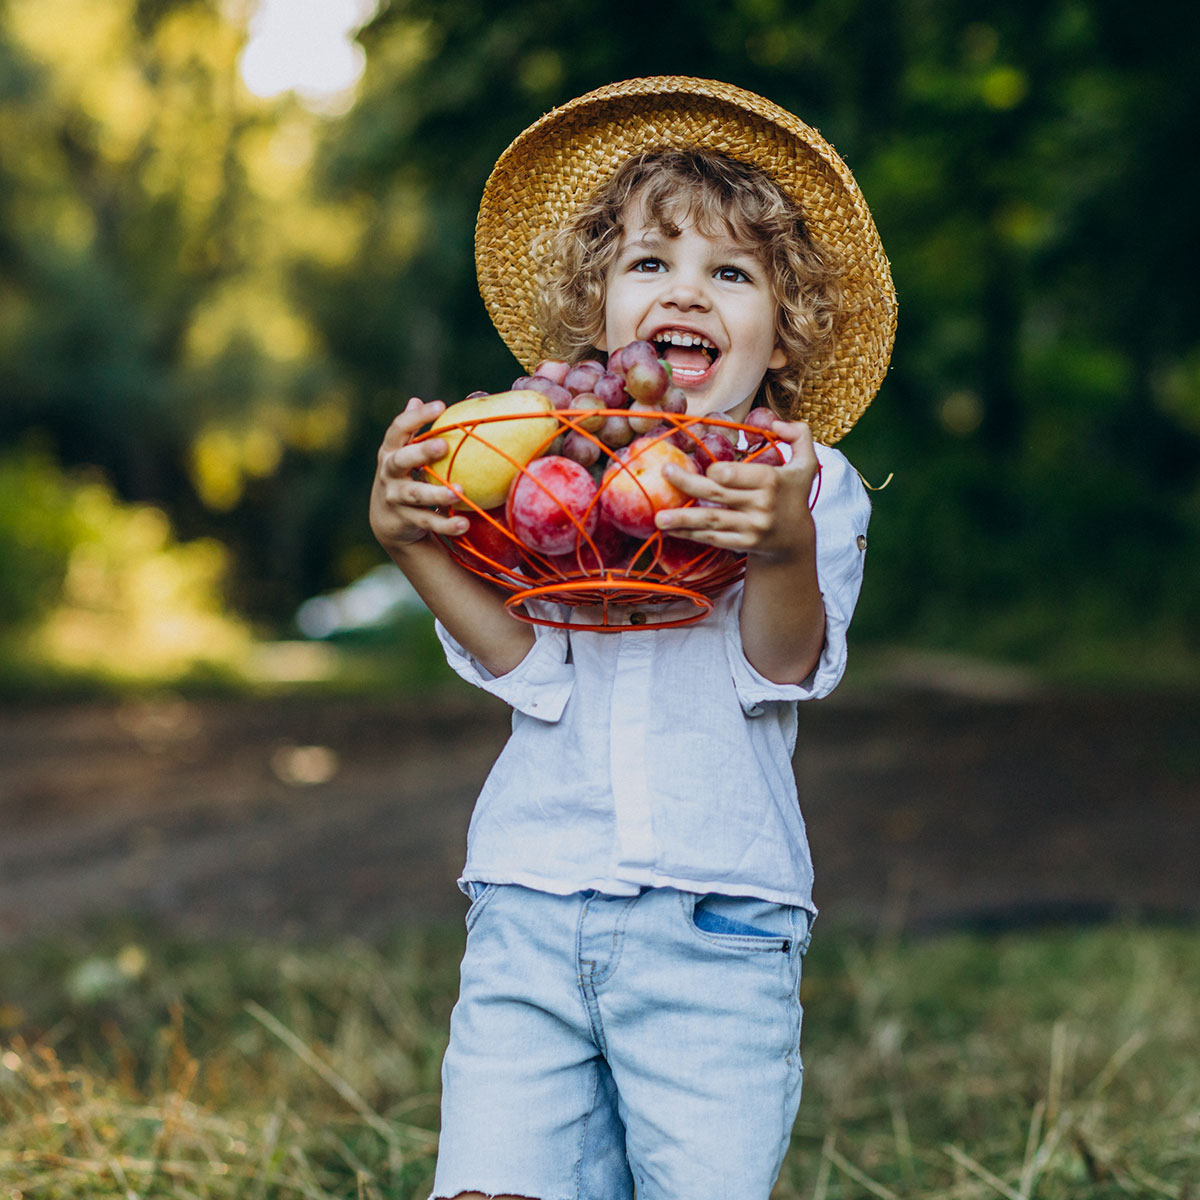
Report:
436,443,871,915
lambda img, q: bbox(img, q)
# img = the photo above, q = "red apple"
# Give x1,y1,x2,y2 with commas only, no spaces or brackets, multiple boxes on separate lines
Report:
599,436,699,538
456,507,523,570
506,455,600,556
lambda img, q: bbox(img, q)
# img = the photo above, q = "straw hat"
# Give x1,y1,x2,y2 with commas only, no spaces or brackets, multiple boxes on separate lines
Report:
475,76,896,444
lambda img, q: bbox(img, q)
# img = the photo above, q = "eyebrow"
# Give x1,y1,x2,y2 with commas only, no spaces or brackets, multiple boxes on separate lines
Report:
620,231,760,261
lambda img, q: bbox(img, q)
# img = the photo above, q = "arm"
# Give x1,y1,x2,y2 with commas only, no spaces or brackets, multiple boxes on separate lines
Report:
655,420,825,684
370,397,535,678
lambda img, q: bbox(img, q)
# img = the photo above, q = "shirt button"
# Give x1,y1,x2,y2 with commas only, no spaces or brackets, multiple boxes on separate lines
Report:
856,534,868,551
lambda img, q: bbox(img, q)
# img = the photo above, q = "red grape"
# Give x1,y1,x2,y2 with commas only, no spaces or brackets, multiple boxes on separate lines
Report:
628,400,665,434
661,386,687,414
608,340,657,377
748,443,786,467
593,371,629,408
520,376,572,409
533,359,571,385
692,430,737,469
568,392,605,432
597,413,634,448
562,429,602,467
624,358,669,404
564,364,604,396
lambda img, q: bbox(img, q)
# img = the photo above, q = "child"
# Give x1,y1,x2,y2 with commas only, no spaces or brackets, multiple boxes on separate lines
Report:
370,77,895,1200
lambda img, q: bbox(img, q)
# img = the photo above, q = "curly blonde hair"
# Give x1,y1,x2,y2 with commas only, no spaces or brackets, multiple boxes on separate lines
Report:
533,148,843,420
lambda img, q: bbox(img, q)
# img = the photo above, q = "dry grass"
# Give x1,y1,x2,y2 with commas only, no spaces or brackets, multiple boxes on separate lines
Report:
1,922,1197,1198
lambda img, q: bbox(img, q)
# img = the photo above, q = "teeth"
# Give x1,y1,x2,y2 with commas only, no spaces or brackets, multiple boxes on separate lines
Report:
655,330,716,350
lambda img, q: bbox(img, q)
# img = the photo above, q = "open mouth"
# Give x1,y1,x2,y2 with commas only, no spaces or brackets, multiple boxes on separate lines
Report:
651,330,719,381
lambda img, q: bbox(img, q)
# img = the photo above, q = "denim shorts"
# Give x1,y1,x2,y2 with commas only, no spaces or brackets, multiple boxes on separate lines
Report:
431,883,814,1200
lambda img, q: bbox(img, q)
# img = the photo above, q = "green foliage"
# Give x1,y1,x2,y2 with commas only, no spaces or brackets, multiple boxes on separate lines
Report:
1,921,1197,1196
0,446,79,627
0,445,250,687
1,0,1198,666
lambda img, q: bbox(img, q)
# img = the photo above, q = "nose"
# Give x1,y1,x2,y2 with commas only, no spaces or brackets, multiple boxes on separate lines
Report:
660,270,710,313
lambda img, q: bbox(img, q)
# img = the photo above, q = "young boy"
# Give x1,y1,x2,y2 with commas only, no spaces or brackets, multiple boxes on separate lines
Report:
371,77,895,1200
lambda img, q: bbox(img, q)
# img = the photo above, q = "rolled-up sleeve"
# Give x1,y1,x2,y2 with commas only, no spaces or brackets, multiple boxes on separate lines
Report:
726,444,871,711
436,601,575,721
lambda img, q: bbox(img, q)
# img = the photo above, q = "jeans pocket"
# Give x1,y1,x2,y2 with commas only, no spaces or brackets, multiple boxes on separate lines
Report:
685,893,794,952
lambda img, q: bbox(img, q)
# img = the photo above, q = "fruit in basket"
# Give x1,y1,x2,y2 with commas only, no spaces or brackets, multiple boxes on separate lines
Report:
506,455,600,556
426,390,557,510
600,436,699,538
687,428,738,469
607,339,658,377
624,357,670,405
593,371,628,408
597,412,634,449
533,359,571,385
562,428,602,467
513,375,572,409
546,511,635,575
457,508,524,570
656,535,738,580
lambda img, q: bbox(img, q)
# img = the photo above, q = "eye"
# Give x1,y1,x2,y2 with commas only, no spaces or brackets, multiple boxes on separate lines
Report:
715,265,751,283
632,257,665,273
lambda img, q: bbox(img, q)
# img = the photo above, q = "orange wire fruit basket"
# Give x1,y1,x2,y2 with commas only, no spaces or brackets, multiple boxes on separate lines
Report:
414,405,816,632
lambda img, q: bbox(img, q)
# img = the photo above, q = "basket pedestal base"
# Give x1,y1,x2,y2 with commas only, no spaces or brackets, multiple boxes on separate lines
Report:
505,577,714,631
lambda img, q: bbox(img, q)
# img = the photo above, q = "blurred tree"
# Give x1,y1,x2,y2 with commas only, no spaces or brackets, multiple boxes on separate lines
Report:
298,0,1198,667
1,0,1197,666
0,0,365,619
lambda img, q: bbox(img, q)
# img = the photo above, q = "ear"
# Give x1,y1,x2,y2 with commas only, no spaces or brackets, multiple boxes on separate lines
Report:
768,344,787,370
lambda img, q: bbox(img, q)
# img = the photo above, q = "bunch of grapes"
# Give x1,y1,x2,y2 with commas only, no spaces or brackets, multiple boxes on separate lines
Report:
479,339,782,475
501,340,684,469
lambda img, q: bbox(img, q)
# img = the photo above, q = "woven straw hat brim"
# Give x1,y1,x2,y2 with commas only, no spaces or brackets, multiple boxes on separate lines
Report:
475,76,896,444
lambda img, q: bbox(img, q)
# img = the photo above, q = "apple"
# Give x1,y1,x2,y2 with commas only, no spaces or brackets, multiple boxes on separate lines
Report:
456,507,523,570
506,455,600,556
599,436,699,538
426,390,557,510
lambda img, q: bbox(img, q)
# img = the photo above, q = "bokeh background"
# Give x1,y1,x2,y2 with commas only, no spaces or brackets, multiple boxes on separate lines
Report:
2,6,1199,1196
2,0,1198,690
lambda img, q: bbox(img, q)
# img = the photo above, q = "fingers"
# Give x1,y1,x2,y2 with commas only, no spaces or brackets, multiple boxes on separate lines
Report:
378,397,446,456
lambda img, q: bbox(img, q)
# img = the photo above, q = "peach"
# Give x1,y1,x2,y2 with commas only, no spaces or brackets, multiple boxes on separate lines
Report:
506,455,600,556
599,436,699,539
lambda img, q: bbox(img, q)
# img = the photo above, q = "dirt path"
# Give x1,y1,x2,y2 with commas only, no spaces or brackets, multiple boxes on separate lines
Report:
2,668,1197,945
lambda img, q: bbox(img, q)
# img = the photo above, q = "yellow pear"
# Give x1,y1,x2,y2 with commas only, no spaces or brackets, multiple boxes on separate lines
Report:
426,390,558,510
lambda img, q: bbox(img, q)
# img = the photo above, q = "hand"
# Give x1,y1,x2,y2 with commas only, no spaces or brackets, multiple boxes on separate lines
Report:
369,398,471,552
654,420,819,563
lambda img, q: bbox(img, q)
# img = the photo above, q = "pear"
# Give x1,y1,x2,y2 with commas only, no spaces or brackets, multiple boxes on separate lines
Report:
426,390,558,510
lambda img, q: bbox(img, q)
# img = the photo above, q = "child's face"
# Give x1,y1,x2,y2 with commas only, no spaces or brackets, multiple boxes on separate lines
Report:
598,198,786,422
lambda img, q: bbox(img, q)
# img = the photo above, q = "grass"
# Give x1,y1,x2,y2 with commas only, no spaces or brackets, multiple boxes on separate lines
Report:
1,921,1198,1199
